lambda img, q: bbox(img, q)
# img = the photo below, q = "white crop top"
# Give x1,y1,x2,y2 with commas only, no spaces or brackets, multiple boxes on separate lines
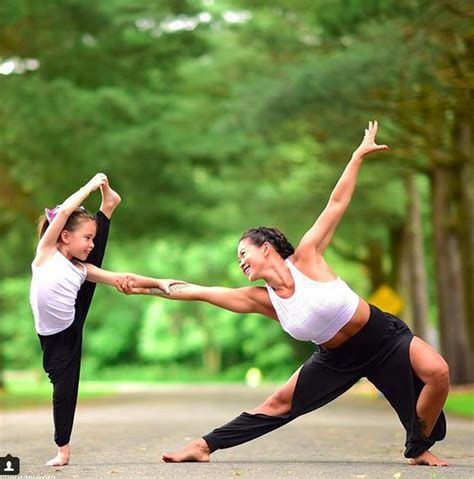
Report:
265,259,360,345
30,249,87,336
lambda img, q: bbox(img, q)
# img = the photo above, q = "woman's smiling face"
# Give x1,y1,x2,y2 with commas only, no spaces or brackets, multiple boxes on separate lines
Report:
237,238,267,282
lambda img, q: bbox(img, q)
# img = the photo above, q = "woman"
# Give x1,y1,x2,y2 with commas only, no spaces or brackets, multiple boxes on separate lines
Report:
119,122,449,466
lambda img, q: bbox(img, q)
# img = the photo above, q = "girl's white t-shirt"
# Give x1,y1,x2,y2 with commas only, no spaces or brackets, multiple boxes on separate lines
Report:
30,249,87,336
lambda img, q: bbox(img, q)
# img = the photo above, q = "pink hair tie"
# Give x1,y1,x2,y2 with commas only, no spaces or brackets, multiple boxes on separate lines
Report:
45,205,61,224
44,205,85,223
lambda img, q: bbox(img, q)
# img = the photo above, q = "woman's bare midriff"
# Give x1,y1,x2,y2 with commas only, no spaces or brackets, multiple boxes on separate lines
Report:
320,299,370,349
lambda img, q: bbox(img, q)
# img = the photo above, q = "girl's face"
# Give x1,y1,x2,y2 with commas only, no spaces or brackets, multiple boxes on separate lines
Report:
237,238,268,282
60,219,97,261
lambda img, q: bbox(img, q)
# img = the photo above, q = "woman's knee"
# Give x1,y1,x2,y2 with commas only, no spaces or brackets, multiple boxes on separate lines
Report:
426,360,450,391
262,390,292,415
410,338,450,392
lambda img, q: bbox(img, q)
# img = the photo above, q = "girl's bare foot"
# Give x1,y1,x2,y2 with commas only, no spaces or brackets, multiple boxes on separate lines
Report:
162,439,211,463
100,182,121,218
45,445,70,466
408,450,448,466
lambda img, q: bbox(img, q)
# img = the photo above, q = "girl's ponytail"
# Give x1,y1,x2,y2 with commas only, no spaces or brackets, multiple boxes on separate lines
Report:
37,215,49,239
36,207,96,239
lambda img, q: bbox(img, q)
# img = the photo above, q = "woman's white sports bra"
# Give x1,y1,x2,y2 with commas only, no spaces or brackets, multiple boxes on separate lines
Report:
265,258,360,345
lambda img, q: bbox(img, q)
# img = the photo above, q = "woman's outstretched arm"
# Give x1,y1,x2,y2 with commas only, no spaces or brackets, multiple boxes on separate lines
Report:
117,277,277,320
296,121,388,256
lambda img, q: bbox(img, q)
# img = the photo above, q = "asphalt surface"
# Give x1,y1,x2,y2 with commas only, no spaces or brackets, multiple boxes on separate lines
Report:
1,384,473,478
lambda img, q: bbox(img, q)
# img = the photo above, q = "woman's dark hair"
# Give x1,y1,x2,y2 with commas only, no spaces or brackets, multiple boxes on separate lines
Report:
37,208,97,239
240,227,295,259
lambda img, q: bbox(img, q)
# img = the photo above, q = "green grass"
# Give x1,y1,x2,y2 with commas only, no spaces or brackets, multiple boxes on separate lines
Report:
0,375,251,411
0,381,119,411
444,392,474,418
2,372,473,418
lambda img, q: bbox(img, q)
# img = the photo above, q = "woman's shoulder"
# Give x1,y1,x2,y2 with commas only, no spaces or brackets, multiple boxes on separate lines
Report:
287,250,322,270
287,252,337,282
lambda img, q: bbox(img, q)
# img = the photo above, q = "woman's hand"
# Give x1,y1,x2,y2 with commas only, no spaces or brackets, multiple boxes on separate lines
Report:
353,121,388,158
156,279,188,295
115,275,187,296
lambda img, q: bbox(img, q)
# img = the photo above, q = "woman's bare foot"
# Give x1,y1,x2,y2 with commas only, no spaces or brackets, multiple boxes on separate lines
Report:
162,439,211,463
100,182,121,218
45,445,70,466
408,450,448,466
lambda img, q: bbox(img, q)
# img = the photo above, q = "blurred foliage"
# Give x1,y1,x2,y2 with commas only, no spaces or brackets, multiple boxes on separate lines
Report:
0,0,472,381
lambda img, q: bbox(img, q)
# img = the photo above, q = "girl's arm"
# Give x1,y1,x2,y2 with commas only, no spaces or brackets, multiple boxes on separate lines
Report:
295,121,388,257
35,173,108,258
84,264,182,294
117,278,277,320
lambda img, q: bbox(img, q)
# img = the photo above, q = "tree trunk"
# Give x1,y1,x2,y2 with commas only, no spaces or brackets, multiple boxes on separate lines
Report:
366,241,386,290
398,228,414,329
458,122,474,360
390,226,405,289
390,225,413,328
405,173,429,341
431,164,473,383
200,310,221,375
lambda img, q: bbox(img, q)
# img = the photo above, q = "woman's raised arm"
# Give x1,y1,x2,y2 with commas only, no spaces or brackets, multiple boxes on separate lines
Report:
296,121,388,257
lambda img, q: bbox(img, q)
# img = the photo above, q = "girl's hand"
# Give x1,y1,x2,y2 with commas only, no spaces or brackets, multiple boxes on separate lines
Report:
86,173,108,194
115,282,149,295
115,276,137,295
353,121,388,158
115,276,187,296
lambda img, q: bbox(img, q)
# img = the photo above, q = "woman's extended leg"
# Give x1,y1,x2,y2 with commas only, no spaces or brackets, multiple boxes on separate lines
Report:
161,368,302,463
162,357,360,462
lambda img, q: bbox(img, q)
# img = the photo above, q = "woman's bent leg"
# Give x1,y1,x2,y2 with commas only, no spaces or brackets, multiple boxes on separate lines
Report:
366,335,448,466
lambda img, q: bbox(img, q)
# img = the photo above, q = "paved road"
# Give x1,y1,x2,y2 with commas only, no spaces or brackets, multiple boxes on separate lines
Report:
1,384,473,478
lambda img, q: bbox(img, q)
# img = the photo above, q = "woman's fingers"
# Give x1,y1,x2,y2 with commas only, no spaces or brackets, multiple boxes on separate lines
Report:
364,120,379,141
356,121,387,157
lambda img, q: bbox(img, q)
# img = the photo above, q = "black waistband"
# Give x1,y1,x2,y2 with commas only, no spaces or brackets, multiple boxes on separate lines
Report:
315,304,412,372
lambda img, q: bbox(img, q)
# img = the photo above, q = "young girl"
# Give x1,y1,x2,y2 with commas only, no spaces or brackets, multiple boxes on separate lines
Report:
30,173,179,466
118,122,449,467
